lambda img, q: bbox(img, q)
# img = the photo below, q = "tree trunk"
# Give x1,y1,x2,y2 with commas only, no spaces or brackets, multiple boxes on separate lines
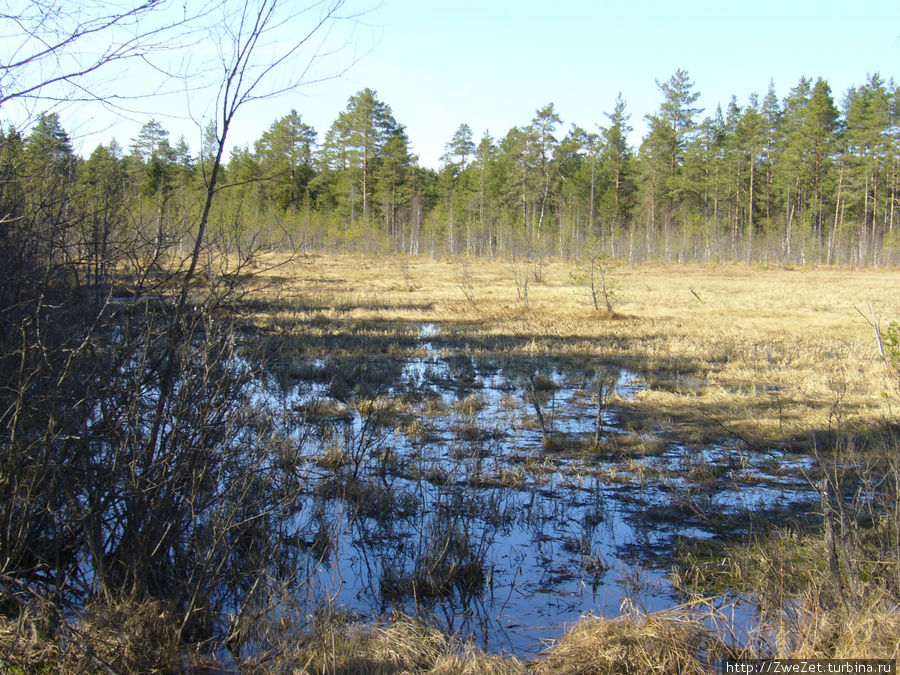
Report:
827,165,843,265
746,156,755,264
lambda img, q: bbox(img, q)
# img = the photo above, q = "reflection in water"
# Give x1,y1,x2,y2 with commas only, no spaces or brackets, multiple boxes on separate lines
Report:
251,322,817,656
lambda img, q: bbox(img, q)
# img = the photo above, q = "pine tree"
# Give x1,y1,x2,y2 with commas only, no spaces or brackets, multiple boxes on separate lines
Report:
474,131,495,254
445,123,475,169
255,110,317,211
129,120,181,260
375,127,414,241
657,69,703,173
554,124,590,255
806,79,839,252
440,123,478,255
322,89,401,224
600,93,634,238
640,70,703,258
844,73,893,262
526,103,561,235
494,126,529,252
23,113,76,262
734,95,766,261
759,81,782,232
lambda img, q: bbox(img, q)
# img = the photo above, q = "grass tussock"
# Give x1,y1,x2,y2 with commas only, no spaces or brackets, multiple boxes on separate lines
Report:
230,612,527,675
0,599,198,674
772,587,900,660
531,606,727,675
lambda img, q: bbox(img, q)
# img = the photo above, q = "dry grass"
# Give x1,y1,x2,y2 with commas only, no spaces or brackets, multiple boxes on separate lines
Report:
6,254,895,672
246,253,900,444
530,606,724,675
672,526,900,661
777,588,900,659
0,599,199,674
3,599,897,672
216,611,527,674
0,604,525,674
315,617,525,675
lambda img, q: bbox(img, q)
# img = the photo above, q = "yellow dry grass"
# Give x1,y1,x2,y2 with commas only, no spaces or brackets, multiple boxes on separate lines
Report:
3,599,897,672
0,599,197,674
782,590,900,660
529,608,721,675
246,253,900,444
5,254,891,673
299,617,527,675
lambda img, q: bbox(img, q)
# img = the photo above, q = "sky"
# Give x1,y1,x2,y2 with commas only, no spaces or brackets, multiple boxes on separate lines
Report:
9,0,900,168
334,0,900,167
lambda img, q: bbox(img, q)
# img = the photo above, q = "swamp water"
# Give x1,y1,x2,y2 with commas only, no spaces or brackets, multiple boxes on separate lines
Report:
252,322,819,656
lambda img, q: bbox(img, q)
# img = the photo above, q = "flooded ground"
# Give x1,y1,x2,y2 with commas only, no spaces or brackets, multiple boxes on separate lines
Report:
251,322,820,656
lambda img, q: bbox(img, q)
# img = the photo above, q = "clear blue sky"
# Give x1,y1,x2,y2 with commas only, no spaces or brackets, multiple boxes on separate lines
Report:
328,0,900,167
51,0,900,166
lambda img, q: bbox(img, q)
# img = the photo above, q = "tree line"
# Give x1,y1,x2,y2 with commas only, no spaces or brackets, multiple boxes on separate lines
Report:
3,70,899,266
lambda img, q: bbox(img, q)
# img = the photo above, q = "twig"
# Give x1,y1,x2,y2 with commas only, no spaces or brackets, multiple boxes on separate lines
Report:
855,305,886,363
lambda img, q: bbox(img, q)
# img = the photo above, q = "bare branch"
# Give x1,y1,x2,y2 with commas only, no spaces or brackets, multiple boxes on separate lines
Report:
0,1,221,118
855,304,887,364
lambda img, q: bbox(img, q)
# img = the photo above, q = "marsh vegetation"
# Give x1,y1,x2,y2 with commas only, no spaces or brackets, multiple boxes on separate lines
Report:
269,256,900,670
3,240,900,671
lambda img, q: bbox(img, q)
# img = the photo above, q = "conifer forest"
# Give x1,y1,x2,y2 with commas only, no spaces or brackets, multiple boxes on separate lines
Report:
5,72,900,268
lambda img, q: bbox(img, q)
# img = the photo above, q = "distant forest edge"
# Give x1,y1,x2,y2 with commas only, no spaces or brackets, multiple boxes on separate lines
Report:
4,69,900,266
